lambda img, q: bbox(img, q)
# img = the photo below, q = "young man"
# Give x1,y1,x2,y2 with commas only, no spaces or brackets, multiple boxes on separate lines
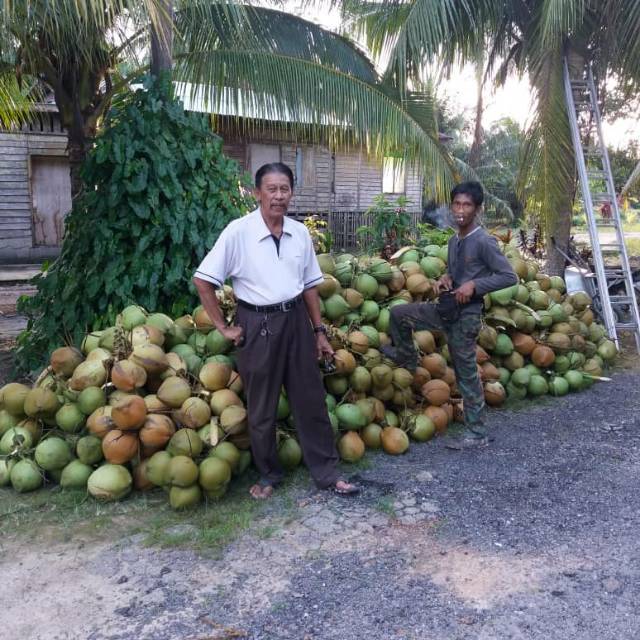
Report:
193,162,358,498
382,181,518,449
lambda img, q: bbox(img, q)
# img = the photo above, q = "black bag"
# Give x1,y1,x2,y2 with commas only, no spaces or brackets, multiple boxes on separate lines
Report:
436,290,460,323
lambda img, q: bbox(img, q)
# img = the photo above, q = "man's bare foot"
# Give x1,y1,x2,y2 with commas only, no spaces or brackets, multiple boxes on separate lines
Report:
249,483,274,500
333,479,359,495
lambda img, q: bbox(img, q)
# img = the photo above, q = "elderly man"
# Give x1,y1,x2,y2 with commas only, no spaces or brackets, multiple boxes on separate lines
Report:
382,181,518,449
193,162,357,499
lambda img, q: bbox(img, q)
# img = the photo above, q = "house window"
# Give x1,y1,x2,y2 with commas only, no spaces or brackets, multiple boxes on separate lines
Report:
250,144,280,180
295,146,316,188
383,157,406,194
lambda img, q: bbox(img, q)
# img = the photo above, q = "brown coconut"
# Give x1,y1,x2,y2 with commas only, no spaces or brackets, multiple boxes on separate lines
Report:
130,344,169,375
131,324,165,347
421,353,447,378
512,332,536,356
387,268,406,292
484,381,506,407
139,414,176,448
421,379,450,406
414,330,436,354
411,366,431,391
452,400,465,423
423,405,449,434
338,431,366,462
193,307,214,331
405,273,432,298
87,406,114,439
50,347,84,378
441,366,456,386
111,395,147,430
133,459,154,491
348,331,369,354
111,360,147,392
475,346,490,364
531,345,555,368
102,429,139,464
480,362,500,382
380,426,410,455
334,349,357,375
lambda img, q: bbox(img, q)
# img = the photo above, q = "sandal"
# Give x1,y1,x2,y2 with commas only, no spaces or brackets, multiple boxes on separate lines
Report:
249,480,275,500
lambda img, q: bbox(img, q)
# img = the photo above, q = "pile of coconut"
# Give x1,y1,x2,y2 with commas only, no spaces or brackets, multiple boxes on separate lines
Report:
0,241,618,507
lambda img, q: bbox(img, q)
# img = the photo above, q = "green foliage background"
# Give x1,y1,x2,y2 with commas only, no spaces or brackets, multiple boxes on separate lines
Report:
16,77,251,373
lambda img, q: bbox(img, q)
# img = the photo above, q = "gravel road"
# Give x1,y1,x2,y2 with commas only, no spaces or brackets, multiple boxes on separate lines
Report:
2,364,639,640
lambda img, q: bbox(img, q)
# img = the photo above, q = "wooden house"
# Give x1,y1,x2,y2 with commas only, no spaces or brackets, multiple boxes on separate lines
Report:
0,97,424,261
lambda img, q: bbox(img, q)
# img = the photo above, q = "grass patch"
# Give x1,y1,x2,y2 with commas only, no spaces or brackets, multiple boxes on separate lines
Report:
625,237,640,257
374,495,396,518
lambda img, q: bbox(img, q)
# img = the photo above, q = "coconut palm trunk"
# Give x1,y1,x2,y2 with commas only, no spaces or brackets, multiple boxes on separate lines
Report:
150,0,174,77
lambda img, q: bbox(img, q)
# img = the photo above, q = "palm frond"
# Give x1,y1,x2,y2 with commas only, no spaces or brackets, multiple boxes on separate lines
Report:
173,48,457,200
0,72,37,128
539,0,587,48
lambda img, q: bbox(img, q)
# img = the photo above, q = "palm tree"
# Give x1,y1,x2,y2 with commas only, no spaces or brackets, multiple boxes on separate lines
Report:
0,0,456,202
342,0,640,274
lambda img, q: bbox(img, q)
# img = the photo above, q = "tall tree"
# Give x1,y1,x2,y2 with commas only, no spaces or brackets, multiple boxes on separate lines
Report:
342,0,640,274
0,0,456,203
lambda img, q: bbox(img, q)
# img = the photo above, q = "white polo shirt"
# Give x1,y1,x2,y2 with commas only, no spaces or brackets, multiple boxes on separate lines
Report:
194,208,324,305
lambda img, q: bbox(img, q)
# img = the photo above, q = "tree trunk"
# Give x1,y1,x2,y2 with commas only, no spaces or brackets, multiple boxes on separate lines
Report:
468,54,484,169
67,132,90,202
150,0,174,77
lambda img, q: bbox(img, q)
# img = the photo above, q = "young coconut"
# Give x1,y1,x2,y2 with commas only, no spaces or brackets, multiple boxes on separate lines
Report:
87,464,132,501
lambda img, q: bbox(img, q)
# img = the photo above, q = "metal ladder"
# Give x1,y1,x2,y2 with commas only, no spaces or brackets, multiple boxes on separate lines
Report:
562,58,640,352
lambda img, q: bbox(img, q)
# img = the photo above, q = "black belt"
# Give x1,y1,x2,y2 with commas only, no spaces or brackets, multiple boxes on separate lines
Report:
237,295,303,313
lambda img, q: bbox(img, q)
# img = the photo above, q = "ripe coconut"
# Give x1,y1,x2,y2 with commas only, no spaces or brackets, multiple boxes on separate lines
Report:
69,359,107,391
441,366,456,386
381,426,409,455
392,368,414,390
408,415,436,442
132,459,154,491
10,459,43,493
423,405,449,434
1,382,30,416
199,362,232,391
338,431,365,462
348,331,369,354
193,306,214,331
60,460,93,489
179,397,211,429
199,456,231,492
112,395,147,430
131,324,165,348
87,464,132,501
110,360,147,392
87,406,114,438
531,345,555,368
167,428,203,458
130,344,168,375
169,484,202,510
50,347,84,378
220,405,248,435
210,389,243,416
349,366,372,393
139,414,176,448
55,403,86,433
157,376,192,408
480,362,500,382
484,381,506,406
144,394,169,413
421,379,450,405
210,441,241,472
24,388,60,419
278,437,303,470
102,429,139,464
421,353,447,378
167,455,199,487
512,332,536,356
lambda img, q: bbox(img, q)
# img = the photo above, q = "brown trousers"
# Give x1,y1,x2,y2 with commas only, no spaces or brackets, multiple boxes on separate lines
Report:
234,301,339,489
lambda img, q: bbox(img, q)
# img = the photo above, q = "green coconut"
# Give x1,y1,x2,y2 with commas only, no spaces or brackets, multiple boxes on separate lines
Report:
198,456,232,491
277,394,290,420
588,323,606,343
408,415,436,442
55,403,86,433
10,459,43,493
360,300,380,323
1,382,30,416
130,344,169,375
597,339,617,363
167,428,203,458
210,441,241,472
361,423,383,448
0,458,16,486
490,285,517,306
368,260,394,283
50,346,84,378
0,409,19,436
76,435,104,465
564,369,584,391
553,355,571,373
583,358,603,377
203,329,231,355
98,326,117,351
334,261,354,286
0,426,34,455
23,387,60,419
120,305,147,330
359,325,380,349
420,256,445,279
548,376,570,396
278,437,303,470
169,484,202,509
570,291,592,312
354,273,379,300
77,386,106,415
34,437,72,471
494,333,514,356
506,381,527,400
335,404,367,430
567,352,586,369
146,451,172,487
60,460,93,489
324,294,351,320
510,368,531,388
527,375,549,397
317,253,336,275
88,464,132,501
81,331,103,354
146,312,174,334
167,455,199,487
69,360,108,391
325,375,349,396
349,367,372,393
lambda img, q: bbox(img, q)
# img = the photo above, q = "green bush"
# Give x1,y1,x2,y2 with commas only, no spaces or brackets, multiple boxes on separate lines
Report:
16,77,251,373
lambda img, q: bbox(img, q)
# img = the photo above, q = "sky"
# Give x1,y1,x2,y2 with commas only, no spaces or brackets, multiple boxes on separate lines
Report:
288,2,640,150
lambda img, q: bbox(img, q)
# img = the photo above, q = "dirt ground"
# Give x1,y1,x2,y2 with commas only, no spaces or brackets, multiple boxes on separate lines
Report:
1,343,639,639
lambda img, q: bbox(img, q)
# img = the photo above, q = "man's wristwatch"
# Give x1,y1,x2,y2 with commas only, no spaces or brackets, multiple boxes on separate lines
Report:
313,324,328,335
